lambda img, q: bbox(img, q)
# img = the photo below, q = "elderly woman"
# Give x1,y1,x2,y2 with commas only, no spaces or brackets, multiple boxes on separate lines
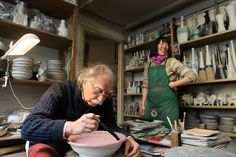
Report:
21,63,140,157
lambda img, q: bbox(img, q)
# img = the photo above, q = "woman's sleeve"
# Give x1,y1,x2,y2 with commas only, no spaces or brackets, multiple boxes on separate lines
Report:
169,58,197,82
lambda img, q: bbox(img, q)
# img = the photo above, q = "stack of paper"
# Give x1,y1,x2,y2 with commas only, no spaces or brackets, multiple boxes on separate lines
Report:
181,128,231,149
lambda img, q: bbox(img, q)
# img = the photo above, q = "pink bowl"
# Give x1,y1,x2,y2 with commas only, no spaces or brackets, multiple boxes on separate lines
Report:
68,131,126,157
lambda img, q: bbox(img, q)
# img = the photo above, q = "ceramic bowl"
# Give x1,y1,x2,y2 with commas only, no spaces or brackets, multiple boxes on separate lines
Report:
68,131,126,157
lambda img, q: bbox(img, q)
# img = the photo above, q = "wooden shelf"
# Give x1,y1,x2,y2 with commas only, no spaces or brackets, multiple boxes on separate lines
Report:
220,131,236,138
124,93,142,96
179,78,236,86
7,79,53,87
124,66,144,72
0,19,72,50
3,0,76,20
124,114,141,118
124,40,155,52
179,27,236,50
181,105,236,109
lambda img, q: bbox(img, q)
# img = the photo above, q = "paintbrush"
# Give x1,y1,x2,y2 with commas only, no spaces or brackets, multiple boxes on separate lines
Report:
100,122,120,141
167,116,175,132
86,108,120,141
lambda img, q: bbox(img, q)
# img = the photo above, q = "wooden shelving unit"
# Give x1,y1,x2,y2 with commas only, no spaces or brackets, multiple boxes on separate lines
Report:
9,79,53,87
0,0,79,85
124,66,144,73
124,114,141,119
190,78,236,85
3,0,76,20
220,131,236,138
124,40,154,52
0,19,72,50
179,27,236,50
124,93,142,96
181,105,236,109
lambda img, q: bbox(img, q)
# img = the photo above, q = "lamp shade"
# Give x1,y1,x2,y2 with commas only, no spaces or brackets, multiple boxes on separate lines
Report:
1,33,40,59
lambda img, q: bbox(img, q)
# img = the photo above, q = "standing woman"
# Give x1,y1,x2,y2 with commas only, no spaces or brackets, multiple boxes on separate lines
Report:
139,37,197,130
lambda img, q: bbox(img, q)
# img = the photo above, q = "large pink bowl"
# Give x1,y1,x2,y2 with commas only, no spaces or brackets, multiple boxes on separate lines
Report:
68,131,126,157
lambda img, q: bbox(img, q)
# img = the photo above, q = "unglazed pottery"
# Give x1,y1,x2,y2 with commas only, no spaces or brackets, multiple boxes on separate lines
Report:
226,1,236,29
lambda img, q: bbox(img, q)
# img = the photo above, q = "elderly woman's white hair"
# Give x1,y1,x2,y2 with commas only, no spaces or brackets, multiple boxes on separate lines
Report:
77,63,114,86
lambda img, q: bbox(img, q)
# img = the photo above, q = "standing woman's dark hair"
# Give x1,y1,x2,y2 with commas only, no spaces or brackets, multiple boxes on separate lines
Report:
149,36,171,58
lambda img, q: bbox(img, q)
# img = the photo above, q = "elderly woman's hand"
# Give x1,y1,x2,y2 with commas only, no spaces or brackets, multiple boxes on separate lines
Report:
65,113,100,137
124,136,140,157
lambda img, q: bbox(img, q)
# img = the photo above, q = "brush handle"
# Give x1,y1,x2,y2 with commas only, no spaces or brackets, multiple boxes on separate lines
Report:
100,122,120,141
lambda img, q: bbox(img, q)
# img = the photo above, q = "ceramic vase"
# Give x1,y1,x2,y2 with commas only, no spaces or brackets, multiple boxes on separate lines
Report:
215,45,226,79
191,48,198,76
226,2,236,29
224,44,229,74
190,14,200,40
230,40,236,69
205,45,215,80
209,9,218,33
215,1,226,32
57,20,69,37
212,50,216,74
203,10,214,36
177,16,189,43
12,2,28,26
216,14,226,32
226,46,236,78
198,51,207,81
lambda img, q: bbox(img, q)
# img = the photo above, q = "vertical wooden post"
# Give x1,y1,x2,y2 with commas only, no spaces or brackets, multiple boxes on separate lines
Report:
117,42,124,126
70,6,79,80
170,18,175,56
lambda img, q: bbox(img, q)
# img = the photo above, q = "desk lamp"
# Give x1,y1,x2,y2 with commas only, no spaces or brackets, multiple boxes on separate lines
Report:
0,33,40,87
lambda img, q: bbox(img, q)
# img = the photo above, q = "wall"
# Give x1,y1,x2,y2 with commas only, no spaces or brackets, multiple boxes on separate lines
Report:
0,39,59,114
0,85,47,114
86,39,118,74
75,13,126,77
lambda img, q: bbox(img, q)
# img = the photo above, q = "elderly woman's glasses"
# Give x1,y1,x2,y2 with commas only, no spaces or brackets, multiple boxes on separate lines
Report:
89,80,113,98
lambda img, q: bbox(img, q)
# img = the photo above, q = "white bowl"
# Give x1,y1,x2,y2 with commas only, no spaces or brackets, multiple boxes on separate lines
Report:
68,131,126,157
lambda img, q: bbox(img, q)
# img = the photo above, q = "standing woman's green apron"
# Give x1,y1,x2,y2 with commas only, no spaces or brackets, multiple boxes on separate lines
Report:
144,61,179,130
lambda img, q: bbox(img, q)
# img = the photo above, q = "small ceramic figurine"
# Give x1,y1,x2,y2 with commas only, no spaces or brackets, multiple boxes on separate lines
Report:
36,67,47,81
57,20,69,37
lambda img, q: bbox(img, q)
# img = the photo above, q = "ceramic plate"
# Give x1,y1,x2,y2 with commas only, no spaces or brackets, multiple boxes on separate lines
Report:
184,128,219,137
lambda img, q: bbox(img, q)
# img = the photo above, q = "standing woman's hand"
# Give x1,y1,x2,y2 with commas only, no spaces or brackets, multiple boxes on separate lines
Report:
124,136,140,157
169,81,177,89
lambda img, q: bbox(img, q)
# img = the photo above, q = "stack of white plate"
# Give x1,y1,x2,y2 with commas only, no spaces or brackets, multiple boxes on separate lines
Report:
185,110,200,129
219,116,235,132
47,60,67,81
200,114,219,130
11,57,34,80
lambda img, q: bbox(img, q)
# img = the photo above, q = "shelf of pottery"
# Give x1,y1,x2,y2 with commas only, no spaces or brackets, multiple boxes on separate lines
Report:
123,50,149,118
0,0,77,86
174,0,236,109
